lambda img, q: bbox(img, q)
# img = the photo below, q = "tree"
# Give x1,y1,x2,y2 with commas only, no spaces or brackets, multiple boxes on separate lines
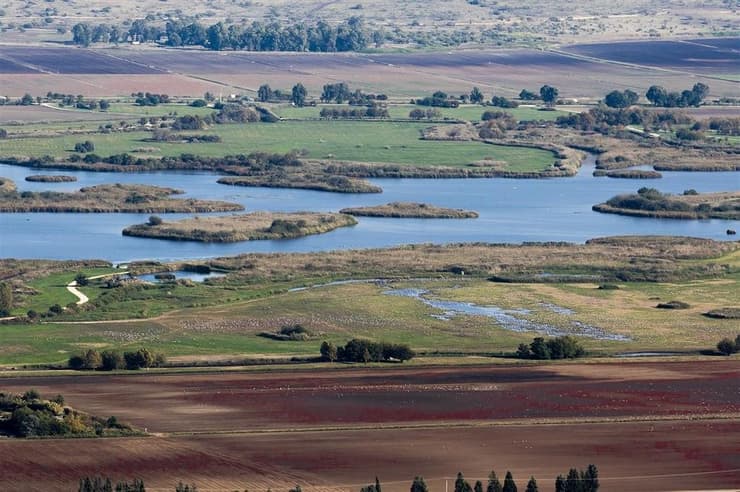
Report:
539,85,559,107
486,471,502,492
525,478,538,492
291,83,307,106
147,215,163,226
516,343,531,359
410,477,428,492
72,23,92,46
0,282,12,316
470,87,484,104
124,348,155,370
320,341,338,362
646,85,668,106
376,476,382,492
74,273,89,286
519,89,539,101
20,93,34,106
717,338,736,356
455,473,473,492
99,100,110,111
101,350,125,370
692,83,709,103
258,84,273,102
582,464,599,492
529,337,550,360
83,349,102,370
502,471,517,492
474,481,483,492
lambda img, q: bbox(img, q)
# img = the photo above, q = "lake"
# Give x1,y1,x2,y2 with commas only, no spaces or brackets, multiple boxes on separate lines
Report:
0,157,737,262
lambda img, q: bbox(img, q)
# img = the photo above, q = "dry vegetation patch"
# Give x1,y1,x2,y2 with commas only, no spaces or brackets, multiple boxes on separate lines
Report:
122,212,357,242
0,181,243,213
340,202,478,219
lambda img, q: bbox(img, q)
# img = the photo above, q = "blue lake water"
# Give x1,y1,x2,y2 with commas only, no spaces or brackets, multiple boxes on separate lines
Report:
0,157,737,262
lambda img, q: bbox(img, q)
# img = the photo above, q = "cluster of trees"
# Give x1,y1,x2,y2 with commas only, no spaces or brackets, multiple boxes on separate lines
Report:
702,117,740,136
516,336,586,360
415,91,461,108
319,105,389,119
716,334,740,356
409,108,443,120
134,92,170,106
68,348,166,371
490,96,519,108
478,111,517,139
319,83,388,105
556,106,691,133
646,83,709,107
62,150,303,171
603,89,640,109
606,187,695,213
447,470,528,492
78,477,147,492
74,141,96,153
72,17,373,52
555,465,600,492
320,339,415,363
0,390,128,438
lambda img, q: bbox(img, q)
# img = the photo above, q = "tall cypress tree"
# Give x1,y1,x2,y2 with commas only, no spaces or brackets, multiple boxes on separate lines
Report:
502,471,517,492
525,477,538,492
487,471,503,492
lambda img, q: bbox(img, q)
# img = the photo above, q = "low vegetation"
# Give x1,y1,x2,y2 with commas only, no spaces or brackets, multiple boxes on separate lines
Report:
339,202,479,219
594,188,740,220
218,174,382,194
0,181,243,213
123,212,357,242
592,169,661,179
259,324,317,341
24,175,77,183
0,390,135,438
704,308,740,320
715,334,740,356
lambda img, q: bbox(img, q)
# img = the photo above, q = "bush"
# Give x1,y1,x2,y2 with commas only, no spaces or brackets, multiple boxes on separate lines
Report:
147,215,163,226
190,99,207,107
74,141,95,153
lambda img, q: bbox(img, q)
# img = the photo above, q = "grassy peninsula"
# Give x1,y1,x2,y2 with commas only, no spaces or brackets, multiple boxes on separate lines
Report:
593,188,740,220
340,202,479,218
0,181,243,213
122,212,357,242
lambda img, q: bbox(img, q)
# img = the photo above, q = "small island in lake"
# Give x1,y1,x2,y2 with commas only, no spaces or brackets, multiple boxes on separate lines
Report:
217,174,382,194
25,175,78,183
593,188,740,220
340,202,479,218
0,181,243,213
122,212,357,242
592,169,662,179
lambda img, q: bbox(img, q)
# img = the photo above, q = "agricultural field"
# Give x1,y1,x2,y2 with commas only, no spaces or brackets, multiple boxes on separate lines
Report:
0,361,737,491
2,44,739,99
0,120,557,171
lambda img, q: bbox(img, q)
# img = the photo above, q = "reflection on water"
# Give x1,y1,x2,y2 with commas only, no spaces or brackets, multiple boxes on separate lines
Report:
383,288,630,341
136,271,226,283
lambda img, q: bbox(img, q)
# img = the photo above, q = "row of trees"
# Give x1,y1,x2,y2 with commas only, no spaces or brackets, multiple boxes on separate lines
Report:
77,467,596,492
68,348,166,371
72,17,373,52
602,83,709,108
516,336,586,360
320,339,415,363
319,106,389,119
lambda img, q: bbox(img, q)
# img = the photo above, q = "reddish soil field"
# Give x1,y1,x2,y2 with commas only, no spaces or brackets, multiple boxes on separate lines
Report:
0,421,737,492
0,361,737,491
0,361,736,433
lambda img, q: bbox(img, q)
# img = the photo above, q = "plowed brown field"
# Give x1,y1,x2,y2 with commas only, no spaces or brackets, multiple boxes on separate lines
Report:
0,361,738,491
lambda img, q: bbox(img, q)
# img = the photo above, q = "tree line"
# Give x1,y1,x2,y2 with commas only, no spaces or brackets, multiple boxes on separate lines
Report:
516,336,586,360
320,339,415,363
71,17,372,52
78,465,598,492
68,348,166,371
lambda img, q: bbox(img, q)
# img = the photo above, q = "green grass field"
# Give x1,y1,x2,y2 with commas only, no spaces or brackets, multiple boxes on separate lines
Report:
15,267,120,316
1,120,556,170
3,273,737,366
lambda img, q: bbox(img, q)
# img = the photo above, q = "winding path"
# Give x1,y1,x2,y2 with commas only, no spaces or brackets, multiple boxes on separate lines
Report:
66,272,127,306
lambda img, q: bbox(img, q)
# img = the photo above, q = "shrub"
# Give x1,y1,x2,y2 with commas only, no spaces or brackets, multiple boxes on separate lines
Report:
190,99,207,107
147,215,163,226
74,141,95,153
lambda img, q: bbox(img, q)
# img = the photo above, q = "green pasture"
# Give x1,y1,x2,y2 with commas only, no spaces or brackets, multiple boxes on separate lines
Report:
1,120,556,170
3,274,737,365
